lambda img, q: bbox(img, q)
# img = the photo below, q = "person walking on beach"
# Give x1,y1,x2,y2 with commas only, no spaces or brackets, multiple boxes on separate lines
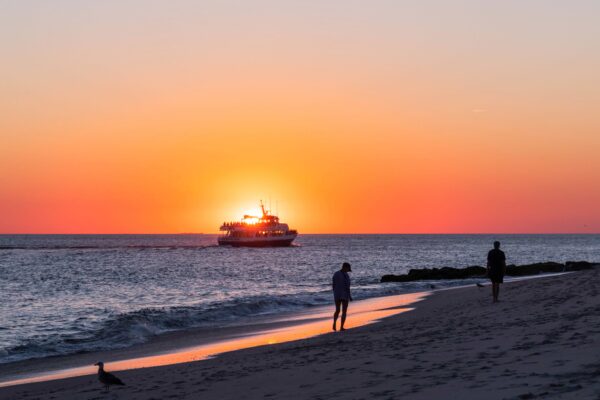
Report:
332,262,352,331
487,241,506,303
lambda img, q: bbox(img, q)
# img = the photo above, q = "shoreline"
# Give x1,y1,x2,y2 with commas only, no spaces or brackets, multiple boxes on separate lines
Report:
0,273,561,388
2,269,599,398
0,268,573,376
0,273,568,389
0,292,429,388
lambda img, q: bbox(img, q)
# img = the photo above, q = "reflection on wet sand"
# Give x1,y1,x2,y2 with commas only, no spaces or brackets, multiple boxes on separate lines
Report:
0,292,428,388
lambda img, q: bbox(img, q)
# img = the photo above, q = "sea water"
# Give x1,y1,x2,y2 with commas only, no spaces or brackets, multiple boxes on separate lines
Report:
0,234,598,364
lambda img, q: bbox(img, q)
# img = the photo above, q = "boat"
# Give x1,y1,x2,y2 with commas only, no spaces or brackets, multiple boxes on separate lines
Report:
218,201,298,247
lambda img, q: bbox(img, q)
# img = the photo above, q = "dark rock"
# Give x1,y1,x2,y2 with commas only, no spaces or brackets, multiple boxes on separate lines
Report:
565,261,597,271
381,266,486,282
380,261,599,283
505,262,564,276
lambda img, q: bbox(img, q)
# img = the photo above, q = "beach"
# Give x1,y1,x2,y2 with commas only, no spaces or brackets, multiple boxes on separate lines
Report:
3,0,599,397
2,267,599,399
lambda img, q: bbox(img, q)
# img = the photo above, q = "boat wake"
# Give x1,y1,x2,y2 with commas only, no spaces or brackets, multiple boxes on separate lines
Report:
0,245,219,250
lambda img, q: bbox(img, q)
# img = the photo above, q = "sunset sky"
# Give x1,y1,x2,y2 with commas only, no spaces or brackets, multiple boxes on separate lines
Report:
1,1,599,233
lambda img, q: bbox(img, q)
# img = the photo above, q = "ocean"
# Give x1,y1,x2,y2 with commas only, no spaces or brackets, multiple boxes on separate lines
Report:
0,234,598,365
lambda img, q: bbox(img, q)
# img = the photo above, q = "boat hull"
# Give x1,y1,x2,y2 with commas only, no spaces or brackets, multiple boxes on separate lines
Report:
217,235,297,247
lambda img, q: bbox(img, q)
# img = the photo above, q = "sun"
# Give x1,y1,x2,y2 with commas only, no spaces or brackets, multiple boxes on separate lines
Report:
243,208,264,218
241,208,263,225
242,216,260,225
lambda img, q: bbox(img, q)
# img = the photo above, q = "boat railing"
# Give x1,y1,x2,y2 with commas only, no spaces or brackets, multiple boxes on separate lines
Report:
221,220,281,228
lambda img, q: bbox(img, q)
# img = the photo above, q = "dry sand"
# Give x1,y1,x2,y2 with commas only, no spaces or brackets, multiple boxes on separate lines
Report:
2,268,600,400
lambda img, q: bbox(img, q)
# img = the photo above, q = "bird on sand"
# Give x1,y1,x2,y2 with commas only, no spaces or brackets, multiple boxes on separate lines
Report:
476,282,485,288
94,362,125,392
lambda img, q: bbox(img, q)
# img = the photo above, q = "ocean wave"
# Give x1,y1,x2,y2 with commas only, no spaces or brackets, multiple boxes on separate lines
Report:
1,276,475,366
0,292,329,364
0,281,449,365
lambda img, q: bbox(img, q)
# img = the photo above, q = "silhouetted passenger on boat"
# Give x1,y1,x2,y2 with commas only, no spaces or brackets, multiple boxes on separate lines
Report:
332,262,352,331
487,241,506,303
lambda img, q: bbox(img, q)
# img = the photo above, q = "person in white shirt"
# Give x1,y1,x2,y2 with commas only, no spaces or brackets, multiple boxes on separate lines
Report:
332,262,352,331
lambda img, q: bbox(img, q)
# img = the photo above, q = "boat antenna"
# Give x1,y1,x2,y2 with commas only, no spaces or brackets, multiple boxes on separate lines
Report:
269,196,272,216
260,200,267,217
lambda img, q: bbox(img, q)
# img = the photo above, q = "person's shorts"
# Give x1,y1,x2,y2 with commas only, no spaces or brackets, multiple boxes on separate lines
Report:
488,268,504,283
334,297,349,303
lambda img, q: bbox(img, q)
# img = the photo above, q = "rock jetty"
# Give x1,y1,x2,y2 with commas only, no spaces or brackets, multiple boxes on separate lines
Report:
380,261,598,283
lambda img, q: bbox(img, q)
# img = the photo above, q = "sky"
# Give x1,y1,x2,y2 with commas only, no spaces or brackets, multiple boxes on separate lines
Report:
1,0,599,233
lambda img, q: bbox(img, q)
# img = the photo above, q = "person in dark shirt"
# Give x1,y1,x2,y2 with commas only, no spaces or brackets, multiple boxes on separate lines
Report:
332,262,352,331
487,241,506,303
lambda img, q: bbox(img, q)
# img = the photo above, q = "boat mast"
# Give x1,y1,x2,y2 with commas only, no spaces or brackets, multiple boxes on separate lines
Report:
260,200,268,218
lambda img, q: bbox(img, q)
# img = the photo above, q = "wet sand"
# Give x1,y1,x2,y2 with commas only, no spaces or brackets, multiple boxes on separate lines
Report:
2,268,600,399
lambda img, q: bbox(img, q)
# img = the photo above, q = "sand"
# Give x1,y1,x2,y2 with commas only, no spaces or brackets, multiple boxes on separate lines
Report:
2,268,600,400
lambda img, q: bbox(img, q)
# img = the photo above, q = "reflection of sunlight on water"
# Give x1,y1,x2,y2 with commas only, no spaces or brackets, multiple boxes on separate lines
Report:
0,292,428,388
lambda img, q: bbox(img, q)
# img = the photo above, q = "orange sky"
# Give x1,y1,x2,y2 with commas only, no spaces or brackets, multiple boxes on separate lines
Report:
1,1,599,233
